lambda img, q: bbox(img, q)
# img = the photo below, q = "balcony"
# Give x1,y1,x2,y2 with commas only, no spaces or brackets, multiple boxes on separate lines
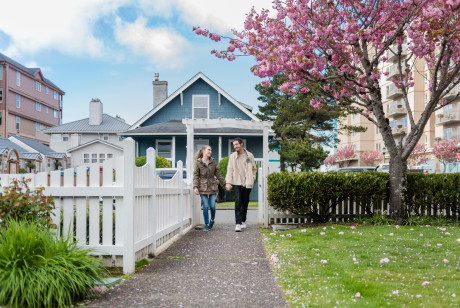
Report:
443,84,460,100
385,64,401,80
435,113,460,125
386,84,403,99
387,104,407,117
391,126,407,136
385,44,408,62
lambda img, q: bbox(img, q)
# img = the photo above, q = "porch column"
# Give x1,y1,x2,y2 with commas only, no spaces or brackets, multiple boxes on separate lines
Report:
172,136,176,168
218,136,222,161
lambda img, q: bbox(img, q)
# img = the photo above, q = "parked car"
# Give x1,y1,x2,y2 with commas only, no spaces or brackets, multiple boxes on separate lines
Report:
156,168,187,180
375,163,389,172
336,167,375,172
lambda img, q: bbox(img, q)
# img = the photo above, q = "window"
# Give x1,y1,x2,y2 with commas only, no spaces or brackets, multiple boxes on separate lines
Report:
376,143,381,151
107,154,113,159
424,73,428,85
45,87,48,94
402,137,407,145
16,72,20,86
424,93,428,105
62,134,69,142
376,126,380,135
390,120,398,129
36,81,41,91
352,113,358,120
425,135,428,145
443,104,452,117
45,106,48,113
84,154,89,164
0,88,2,103
16,116,20,130
91,154,97,163
36,102,41,111
54,91,58,100
99,153,105,163
156,140,172,159
119,136,124,142
401,117,407,128
352,131,357,136
0,66,3,80
47,159,51,168
192,95,209,119
54,110,58,118
36,122,40,131
0,112,2,125
443,128,452,140
353,144,358,151
16,94,20,108
103,134,109,141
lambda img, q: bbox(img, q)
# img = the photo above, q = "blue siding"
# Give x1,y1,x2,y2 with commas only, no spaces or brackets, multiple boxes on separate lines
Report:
142,78,252,127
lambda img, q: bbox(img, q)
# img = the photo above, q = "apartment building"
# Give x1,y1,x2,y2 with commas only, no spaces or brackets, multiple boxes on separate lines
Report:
337,43,460,173
0,53,65,144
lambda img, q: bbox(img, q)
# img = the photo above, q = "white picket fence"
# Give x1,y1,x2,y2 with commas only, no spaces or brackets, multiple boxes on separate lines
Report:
0,138,192,274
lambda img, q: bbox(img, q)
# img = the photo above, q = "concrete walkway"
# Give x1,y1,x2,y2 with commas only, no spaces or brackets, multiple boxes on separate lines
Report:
89,217,288,308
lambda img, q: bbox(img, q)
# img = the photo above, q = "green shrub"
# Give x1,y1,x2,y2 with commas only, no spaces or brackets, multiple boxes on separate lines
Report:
135,155,172,168
367,210,394,225
0,220,106,308
0,179,55,229
19,168,27,174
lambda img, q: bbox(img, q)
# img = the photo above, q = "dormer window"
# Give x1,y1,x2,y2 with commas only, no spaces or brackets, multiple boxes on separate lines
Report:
193,95,209,119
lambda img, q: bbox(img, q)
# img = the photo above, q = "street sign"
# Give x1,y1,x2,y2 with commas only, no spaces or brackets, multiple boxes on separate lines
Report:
457,153,460,161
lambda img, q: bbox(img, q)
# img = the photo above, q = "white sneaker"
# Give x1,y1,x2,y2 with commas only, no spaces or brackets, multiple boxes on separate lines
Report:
235,224,242,232
241,222,247,229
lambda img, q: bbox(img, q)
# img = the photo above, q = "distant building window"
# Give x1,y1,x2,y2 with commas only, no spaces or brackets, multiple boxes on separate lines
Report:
443,128,452,140
443,104,452,117
17,72,20,86
103,133,109,141
16,94,20,108
91,153,97,163
107,154,113,159
424,73,428,85
45,106,48,113
45,87,48,94
36,81,41,91
84,154,89,164
36,102,41,111
54,91,58,100
352,131,357,136
352,113,358,120
119,136,124,142
62,134,69,142
36,122,41,131
401,117,407,128
54,110,58,118
192,95,209,119
353,144,358,151
0,88,2,103
424,93,428,105
0,66,3,80
16,116,20,130
47,159,51,168
99,153,105,163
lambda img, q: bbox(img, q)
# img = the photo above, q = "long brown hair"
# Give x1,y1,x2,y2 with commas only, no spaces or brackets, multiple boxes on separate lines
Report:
195,145,211,160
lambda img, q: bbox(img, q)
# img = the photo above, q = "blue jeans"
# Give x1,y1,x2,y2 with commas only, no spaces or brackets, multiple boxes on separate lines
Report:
200,194,217,225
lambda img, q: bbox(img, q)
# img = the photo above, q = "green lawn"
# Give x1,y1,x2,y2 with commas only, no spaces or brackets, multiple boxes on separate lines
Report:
216,201,258,208
261,224,459,307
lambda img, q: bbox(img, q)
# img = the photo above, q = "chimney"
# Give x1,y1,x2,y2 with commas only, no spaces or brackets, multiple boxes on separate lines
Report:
89,98,103,126
152,73,168,108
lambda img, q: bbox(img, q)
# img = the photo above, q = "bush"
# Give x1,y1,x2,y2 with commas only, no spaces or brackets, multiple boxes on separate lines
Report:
135,155,172,168
0,179,55,229
0,220,106,308
19,168,27,174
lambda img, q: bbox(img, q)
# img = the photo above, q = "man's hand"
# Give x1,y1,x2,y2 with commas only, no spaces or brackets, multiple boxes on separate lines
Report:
194,188,199,195
225,183,232,191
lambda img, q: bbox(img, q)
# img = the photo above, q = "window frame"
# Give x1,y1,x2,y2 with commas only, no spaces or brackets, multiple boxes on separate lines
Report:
156,139,173,160
103,133,109,141
54,91,58,100
36,122,40,131
84,154,90,164
16,116,20,130
36,81,41,92
443,127,453,140
192,95,210,119
16,94,20,108
16,72,20,86
54,109,58,118
36,102,41,111
62,134,69,142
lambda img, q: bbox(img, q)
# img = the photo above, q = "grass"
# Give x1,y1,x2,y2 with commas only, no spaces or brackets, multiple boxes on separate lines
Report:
261,224,459,307
216,201,258,207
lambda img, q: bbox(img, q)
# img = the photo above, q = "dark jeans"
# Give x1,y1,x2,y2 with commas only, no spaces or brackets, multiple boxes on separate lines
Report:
233,185,251,225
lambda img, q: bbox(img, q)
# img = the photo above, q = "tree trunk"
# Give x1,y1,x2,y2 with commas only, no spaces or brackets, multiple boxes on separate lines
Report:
388,154,407,223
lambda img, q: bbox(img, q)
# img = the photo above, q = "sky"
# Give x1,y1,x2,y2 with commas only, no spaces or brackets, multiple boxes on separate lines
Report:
0,0,274,125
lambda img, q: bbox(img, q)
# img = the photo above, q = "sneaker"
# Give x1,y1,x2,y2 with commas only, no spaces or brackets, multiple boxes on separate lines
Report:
235,224,242,232
209,220,214,230
203,225,210,231
241,222,247,229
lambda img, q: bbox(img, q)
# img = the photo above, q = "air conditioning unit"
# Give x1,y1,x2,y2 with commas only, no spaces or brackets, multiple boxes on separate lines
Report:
397,124,403,128
437,114,444,118
397,104,402,108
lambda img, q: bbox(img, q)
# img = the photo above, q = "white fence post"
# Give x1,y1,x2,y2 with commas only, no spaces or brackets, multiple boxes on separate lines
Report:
146,147,157,256
122,138,135,274
258,167,265,225
178,160,184,235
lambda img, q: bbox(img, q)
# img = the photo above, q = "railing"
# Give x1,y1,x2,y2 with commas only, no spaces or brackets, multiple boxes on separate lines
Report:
0,138,192,274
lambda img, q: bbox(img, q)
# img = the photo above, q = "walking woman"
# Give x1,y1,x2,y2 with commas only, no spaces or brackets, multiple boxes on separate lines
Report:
193,145,226,231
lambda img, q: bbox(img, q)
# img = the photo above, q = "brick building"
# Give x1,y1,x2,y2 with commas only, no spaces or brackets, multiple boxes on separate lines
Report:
0,52,65,144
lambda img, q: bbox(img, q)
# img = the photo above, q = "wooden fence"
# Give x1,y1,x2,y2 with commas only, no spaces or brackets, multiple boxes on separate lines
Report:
0,138,192,274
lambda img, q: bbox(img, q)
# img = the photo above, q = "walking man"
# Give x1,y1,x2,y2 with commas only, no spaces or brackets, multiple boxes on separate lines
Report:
225,138,257,232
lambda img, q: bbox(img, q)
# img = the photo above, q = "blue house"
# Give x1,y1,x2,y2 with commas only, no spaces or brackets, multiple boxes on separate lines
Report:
121,72,273,201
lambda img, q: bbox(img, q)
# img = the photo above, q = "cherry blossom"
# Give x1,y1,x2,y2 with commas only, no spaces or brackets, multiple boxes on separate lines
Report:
432,139,460,173
422,281,430,286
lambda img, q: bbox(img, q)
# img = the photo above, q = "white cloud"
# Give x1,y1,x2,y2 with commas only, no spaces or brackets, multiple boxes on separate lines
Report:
114,17,188,68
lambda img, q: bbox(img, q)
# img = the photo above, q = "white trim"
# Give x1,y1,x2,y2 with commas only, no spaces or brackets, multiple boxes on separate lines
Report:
129,72,258,129
218,93,221,106
192,95,209,119
171,136,176,168
180,92,183,106
67,139,123,153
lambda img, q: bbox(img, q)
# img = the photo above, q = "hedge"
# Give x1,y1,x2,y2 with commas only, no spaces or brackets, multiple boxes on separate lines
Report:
135,156,171,168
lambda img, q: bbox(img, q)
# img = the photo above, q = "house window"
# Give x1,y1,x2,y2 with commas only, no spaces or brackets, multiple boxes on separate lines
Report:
17,72,20,86
0,66,2,80
192,95,209,119
443,128,452,140
91,154,97,163
54,110,58,118
443,104,452,117
54,91,58,100
99,153,105,163
16,94,20,108
47,159,51,168
103,133,109,141
84,154,89,164
228,139,247,154
36,102,41,111
119,136,124,142
401,117,407,128
376,126,380,135
36,122,40,131
0,88,2,103
376,143,381,151
62,134,69,142
16,116,20,130
0,112,2,125
45,87,48,94
156,140,172,160
107,154,113,159
390,120,397,129
194,139,209,153
36,81,41,92
45,106,48,113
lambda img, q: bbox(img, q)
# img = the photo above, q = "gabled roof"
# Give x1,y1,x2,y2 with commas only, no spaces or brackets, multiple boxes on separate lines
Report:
0,138,29,153
67,139,123,153
0,52,64,93
129,72,258,129
8,135,66,158
42,114,131,133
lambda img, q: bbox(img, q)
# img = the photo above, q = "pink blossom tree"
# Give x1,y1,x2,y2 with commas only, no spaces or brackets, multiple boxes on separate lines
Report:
323,155,336,171
407,143,429,168
360,150,384,166
432,139,460,172
334,145,357,167
195,0,460,222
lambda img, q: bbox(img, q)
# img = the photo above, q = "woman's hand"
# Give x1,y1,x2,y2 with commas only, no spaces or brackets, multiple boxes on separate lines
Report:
226,183,232,191
194,188,199,195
